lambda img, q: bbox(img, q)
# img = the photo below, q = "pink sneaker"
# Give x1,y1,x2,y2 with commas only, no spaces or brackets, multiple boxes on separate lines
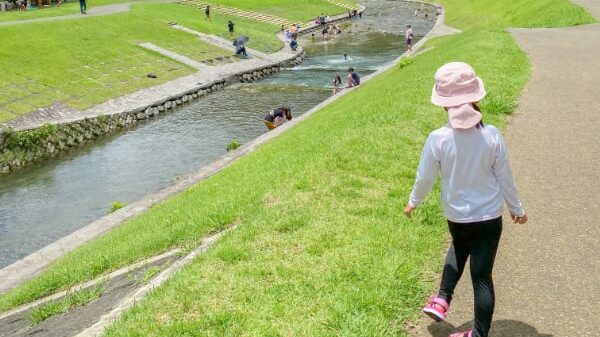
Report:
449,331,472,337
422,295,449,322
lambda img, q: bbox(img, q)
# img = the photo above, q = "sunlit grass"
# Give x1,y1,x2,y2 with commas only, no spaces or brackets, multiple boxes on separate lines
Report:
0,0,136,22
0,0,594,335
439,0,596,29
0,2,288,122
206,0,354,23
29,284,104,324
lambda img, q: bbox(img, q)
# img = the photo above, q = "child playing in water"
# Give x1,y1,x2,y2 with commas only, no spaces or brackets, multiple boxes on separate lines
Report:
406,24,414,51
405,62,527,337
332,75,342,94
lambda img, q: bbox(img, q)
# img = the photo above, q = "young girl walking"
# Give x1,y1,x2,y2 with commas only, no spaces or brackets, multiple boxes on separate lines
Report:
404,62,528,337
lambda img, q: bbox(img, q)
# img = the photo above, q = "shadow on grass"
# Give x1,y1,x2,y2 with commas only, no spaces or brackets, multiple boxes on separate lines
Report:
426,319,553,337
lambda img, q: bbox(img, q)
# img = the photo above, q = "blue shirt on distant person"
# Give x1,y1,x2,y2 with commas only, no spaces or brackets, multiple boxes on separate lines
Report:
347,67,360,87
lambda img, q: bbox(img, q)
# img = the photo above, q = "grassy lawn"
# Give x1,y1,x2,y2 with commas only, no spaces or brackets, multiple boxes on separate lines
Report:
205,0,354,23
0,0,144,22
0,2,284,122
439,0,596,28
98,30,528,336
0,0,595,335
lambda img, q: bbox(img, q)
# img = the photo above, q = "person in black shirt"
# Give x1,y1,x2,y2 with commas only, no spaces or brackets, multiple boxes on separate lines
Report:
228,20,235,37
235,44,248,58
204,5,210,20
264,107,292,130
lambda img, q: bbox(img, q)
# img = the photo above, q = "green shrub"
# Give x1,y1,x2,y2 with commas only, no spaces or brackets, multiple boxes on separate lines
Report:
398,57,412,68
226,140,242,151
108,201,127,214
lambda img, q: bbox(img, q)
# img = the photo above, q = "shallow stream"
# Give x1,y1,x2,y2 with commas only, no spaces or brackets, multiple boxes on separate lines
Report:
0,0,435,268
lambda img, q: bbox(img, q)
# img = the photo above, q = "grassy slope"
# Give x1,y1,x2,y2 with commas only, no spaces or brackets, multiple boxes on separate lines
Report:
99,30,527,337
0,0,351,122
438,0,596,29
0,3,282,122
207,0,352,23
0,0,595,334
0,0,148,22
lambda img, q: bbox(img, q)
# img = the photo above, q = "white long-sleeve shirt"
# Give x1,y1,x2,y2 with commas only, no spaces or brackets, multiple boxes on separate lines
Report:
409,124,525,223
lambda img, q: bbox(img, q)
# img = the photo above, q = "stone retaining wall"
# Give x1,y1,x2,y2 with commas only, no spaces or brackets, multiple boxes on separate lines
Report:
0,53,305,175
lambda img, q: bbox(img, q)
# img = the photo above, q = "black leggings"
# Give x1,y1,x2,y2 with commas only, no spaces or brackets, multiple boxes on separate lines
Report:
438,217,502,337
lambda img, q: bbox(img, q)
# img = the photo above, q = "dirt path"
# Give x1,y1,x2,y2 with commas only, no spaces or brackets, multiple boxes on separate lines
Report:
412,1,600,336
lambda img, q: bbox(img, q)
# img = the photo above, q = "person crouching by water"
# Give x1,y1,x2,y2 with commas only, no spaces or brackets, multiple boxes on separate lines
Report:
236,44,248,58
346,67,360,88
264,107,292,130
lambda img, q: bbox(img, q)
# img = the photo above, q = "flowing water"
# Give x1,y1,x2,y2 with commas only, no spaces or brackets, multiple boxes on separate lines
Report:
0,0,435,268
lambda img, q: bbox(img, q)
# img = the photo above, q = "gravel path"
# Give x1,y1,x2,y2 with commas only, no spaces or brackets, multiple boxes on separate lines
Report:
412,1,600,336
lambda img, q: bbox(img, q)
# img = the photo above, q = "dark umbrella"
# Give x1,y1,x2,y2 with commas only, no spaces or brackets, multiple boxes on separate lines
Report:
233,36,249,46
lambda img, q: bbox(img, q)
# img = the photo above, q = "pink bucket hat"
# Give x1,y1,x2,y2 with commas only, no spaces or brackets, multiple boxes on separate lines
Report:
431,62,486,129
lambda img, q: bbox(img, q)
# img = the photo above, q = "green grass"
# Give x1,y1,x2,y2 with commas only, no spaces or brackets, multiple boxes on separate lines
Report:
96,29,528,337
0,0,143,22
439,0,597,29
206,0,354,23
0,0,594,335
29,284,103,324
0,17,529,321
140,266,161,283
108,201,127,214
0,0,344,122
0,2,283,122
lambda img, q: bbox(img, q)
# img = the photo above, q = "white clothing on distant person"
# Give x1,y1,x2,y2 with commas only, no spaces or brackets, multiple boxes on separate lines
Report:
408,124,525,223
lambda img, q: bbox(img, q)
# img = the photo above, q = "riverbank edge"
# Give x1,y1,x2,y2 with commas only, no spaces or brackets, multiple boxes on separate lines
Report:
0,4,365,176
0,4,368,295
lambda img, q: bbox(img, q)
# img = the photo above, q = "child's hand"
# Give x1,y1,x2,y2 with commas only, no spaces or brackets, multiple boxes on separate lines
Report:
511,214,528,224
404,204,415,218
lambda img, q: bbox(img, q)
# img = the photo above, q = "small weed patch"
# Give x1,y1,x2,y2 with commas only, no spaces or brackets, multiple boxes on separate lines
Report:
108,201,127,214
29,285,104,325
226,139,241,151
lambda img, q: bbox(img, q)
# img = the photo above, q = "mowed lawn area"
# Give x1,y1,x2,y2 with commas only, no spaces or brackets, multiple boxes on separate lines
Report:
0,0,351,123
0,0,138,22
0,0,595,336
204,0,359,23
0,1,322,123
